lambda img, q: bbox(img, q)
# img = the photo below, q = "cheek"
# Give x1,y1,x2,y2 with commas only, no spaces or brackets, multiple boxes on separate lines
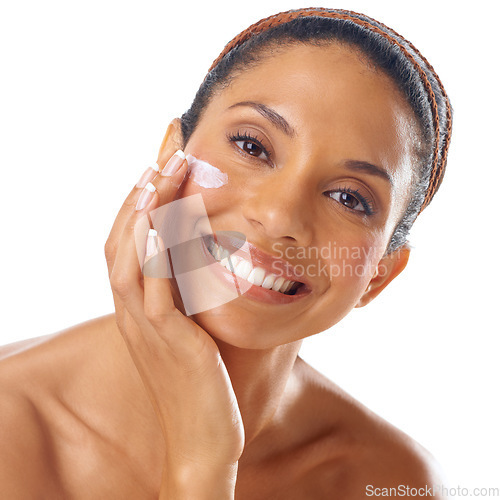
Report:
177,149,234,204
299,235,385,333
177,152,230,203
176,175,240,239
322,233,385,296
177,149,255,221
178,178,231,213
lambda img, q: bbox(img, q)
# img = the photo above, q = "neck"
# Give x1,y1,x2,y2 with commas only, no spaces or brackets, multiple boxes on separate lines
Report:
212,336,303,449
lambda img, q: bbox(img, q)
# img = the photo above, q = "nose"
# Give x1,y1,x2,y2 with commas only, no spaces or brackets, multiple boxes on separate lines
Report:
240,168,314,247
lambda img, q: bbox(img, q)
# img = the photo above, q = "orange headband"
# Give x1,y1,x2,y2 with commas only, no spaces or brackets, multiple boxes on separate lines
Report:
207,7,452,214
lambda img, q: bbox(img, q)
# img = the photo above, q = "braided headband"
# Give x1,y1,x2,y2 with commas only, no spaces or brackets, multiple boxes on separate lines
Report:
207,8,452,214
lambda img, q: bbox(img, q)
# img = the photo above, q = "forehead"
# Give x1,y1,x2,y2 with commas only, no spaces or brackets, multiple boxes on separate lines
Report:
207,42,418,191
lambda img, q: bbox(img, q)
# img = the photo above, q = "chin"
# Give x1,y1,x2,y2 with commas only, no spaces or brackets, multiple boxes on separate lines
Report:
190,305,267,350
188,301,294,350
188,299,331,351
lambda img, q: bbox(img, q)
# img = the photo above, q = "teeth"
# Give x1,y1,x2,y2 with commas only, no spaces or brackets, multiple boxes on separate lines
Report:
272,276,286,292
234,259,253,280
246,267,266,287
212,244,221,260
207,238,300,295
280,279,292,293
226,255,240,271
261,274,276,289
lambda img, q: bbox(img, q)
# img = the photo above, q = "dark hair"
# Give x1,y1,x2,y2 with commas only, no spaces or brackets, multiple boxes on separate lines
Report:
180,9,452,254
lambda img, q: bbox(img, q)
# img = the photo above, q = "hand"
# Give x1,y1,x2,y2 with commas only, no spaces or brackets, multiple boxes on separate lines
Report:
104,140,245,490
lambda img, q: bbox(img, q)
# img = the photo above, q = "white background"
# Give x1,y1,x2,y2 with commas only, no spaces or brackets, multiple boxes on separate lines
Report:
1,0,499,496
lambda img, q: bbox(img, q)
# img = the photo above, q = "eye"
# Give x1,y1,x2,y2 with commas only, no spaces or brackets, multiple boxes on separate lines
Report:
236,140,266,159
228,132,270,161
327,188,374,215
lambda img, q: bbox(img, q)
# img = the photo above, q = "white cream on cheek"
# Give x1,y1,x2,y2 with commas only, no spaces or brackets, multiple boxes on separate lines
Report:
186,154,228,189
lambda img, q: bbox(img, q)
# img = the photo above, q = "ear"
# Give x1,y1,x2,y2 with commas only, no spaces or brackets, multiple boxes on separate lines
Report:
355,243,411,308
157,118,184,164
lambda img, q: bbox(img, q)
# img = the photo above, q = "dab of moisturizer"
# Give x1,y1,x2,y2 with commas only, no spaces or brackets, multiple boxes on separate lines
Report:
186,154,228,189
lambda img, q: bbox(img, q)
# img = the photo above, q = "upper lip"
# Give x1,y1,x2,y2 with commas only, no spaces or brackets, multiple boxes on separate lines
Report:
207,232,313,289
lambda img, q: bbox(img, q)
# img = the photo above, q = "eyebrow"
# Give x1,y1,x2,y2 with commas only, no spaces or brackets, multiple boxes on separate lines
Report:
343,159,393,187
227,100,393,187
227,101,296,137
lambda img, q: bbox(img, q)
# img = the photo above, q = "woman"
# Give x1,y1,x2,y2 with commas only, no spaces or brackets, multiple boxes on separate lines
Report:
0,7,452,499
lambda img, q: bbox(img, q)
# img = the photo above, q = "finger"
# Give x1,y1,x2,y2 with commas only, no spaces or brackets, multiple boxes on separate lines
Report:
135,151,190,273
104,122,180,277
109,152,189,329
104,163,158,277
152,149,191,206
142,231,180,324
142,232,185,323
142,231,213,359
137,150,189,212
121,233,205,371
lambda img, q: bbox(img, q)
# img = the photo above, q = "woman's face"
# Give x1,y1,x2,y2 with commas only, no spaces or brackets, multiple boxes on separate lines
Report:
169,43,419,349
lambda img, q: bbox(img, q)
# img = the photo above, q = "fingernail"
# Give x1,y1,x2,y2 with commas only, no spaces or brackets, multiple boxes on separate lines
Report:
136,163,159,188
143,229,170,278
135,182,156,211
146,229,159,257
161,150,186,176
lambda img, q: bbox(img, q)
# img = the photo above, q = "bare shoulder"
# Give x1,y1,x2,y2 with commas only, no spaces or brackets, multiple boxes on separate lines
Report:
0,332,73,498
0,388,63,498
0,316,113,499
0,314,114,390
292,357,446,499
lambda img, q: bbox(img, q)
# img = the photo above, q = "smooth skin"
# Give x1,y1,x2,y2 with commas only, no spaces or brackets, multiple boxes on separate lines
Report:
0,43,445,499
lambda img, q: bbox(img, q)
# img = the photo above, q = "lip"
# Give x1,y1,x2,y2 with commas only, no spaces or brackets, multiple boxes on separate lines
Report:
208,232,313,289
199,233,313,306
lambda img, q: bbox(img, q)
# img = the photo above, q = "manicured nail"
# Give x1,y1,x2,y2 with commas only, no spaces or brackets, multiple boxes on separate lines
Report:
161,150,186,176
136,163,159,188
135,182,156,211
146,229,159,257
143,228,170,278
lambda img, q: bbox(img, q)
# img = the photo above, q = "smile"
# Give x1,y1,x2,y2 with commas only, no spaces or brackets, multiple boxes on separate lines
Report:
205,235,305,296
